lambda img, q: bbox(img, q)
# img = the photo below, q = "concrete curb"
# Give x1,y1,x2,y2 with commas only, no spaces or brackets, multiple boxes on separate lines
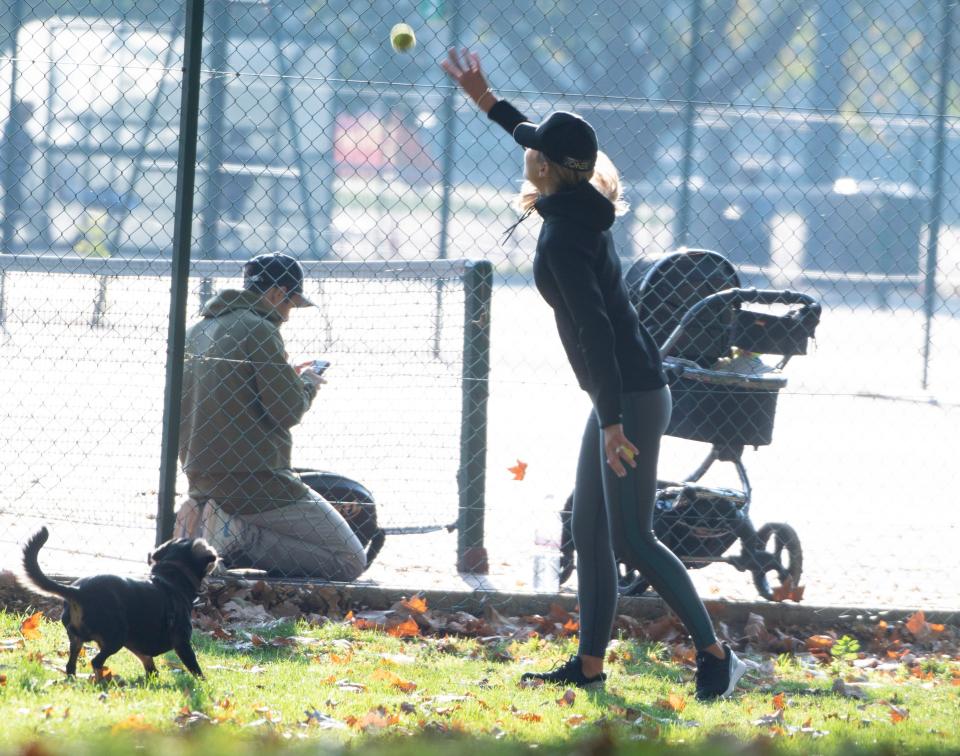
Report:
324,583,958,628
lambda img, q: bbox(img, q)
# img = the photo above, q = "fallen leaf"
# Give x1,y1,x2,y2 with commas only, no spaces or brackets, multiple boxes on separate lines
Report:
905,611,927,637
753,709,785,727
508,460,528,480
772,693,786,711
513,710,542,722
556,689,576,707
303,709,347,730
655,693,687,713
562,618,579,634
770,577,805,603
111,714,156,734
380,653,416,666
354,707,399,730
889,704,909,723
566,714,588,727
387,618,420,638
20,613,43,641
0,674,6,686
372,668,417,693
402,595,428,614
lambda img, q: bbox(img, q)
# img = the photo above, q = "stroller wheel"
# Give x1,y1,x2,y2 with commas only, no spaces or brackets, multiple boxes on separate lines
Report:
751,522,803,600
618,563,651,597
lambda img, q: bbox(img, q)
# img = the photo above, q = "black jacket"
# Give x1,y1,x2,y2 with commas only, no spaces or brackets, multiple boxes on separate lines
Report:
489,100,666,427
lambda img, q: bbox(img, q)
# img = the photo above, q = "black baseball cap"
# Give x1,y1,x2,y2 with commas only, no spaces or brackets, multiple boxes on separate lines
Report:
512,111,598,172
243,252,315,307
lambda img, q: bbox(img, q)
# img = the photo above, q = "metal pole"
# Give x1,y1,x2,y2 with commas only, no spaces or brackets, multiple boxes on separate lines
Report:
265,1,324,260
198,0,228,260
157,0,207,545
674,0,704,248
922,0,955,389
1,0,24,254
456,259,492,574
434,0,462,357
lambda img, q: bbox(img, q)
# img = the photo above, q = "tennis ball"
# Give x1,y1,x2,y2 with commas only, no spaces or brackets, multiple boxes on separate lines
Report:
390,23,416,53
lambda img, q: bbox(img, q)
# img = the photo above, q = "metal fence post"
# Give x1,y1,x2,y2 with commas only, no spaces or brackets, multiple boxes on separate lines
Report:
434,0,462,357
157,0,207,545
198,0,228,261
457,258,492,574
1,0,24,258
922,0,955,389
674,0,705,248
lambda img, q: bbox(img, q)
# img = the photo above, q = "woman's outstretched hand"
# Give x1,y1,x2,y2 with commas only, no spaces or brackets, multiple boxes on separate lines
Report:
440,48,498,113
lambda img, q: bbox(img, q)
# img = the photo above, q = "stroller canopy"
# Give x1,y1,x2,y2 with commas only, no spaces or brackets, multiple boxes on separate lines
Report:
624,248,740,366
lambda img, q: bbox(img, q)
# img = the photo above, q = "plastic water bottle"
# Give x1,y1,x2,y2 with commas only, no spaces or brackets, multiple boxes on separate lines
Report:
532,500,562,593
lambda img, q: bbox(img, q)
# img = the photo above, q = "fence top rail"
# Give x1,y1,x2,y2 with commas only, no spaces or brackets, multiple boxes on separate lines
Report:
0,255,478,281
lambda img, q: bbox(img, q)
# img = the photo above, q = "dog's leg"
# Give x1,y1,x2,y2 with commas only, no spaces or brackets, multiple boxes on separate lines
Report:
90,642,123,681
173,640,203,678
65,630,83,676
133,652,158,676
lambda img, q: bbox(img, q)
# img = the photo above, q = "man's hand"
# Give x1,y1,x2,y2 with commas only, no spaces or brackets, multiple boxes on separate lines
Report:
300,368,326,388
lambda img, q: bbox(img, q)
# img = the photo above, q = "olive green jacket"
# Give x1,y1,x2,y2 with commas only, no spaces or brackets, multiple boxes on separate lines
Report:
179,289,317,514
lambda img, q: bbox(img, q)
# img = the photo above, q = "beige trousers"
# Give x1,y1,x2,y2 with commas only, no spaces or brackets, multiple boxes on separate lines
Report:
174,492,366,581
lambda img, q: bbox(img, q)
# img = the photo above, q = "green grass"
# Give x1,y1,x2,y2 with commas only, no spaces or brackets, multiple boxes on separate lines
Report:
1,611,959,755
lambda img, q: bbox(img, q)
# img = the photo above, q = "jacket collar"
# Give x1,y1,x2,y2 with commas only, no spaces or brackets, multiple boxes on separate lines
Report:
534,180,616,233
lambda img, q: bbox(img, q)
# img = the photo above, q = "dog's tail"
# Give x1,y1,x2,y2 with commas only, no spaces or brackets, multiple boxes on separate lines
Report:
20,527,80,601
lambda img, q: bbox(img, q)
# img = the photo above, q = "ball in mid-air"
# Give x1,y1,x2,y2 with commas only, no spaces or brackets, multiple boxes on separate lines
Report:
390,23,416,53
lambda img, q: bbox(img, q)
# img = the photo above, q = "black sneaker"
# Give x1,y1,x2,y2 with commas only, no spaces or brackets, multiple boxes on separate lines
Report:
695,643,747,701
520,655,606,688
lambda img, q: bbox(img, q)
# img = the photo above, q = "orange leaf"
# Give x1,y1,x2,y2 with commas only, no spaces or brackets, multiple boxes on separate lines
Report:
387,618,420,638
402,595,428,614
562,618,580,634
655,693,687,713
556,689,576,707
805,635,835,652
372,668,417,693
889,704,909,724
508,460,528,480
330,652,353,665
929,623,945,633
0,674,5,686
566,714,587,726
514,711,542,722
344,610,354,621
20,613,43,641
772,693,786,711
905,611,927,637
111,714,156,734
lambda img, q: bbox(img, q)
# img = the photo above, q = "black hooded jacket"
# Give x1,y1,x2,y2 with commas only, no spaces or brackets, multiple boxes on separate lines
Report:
489,100,666,427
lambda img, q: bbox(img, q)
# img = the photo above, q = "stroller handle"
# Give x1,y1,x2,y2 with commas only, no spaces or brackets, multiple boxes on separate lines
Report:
659,288,821,359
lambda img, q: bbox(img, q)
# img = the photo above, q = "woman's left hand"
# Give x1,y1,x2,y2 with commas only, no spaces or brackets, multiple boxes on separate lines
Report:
440,48,497,113
603,424,638,478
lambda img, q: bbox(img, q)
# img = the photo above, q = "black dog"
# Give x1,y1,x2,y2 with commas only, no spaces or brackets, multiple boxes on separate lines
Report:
20,527,217,679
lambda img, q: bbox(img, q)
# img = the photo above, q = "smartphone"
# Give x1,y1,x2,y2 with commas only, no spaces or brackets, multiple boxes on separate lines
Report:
312,359,331,375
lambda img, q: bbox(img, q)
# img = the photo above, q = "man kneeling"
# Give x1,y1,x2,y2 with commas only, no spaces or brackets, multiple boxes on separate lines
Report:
175,252,366,581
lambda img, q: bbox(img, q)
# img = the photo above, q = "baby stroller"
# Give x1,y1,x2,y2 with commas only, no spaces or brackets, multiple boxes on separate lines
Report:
558,249,821,600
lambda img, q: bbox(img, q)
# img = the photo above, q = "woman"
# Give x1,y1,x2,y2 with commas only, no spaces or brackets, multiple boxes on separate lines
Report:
441,49,746,701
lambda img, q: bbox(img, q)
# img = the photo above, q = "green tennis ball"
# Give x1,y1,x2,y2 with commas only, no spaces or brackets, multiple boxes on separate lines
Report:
390,23,416,53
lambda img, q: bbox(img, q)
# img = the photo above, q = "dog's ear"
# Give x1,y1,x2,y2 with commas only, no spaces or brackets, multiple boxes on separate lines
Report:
191,539,219,574
149,540,174,565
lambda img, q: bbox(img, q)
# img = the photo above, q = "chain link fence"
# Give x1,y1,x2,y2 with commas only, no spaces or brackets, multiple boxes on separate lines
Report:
1,0,957,615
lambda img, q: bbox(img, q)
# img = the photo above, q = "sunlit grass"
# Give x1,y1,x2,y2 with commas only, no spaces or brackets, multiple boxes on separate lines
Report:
0,611,958,755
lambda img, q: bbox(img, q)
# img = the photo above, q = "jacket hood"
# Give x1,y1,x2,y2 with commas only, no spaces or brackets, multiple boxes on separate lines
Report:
201,288,282,323
535,180,616,232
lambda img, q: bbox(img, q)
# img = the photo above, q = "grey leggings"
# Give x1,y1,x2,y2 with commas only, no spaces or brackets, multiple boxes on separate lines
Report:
573,386,718,657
